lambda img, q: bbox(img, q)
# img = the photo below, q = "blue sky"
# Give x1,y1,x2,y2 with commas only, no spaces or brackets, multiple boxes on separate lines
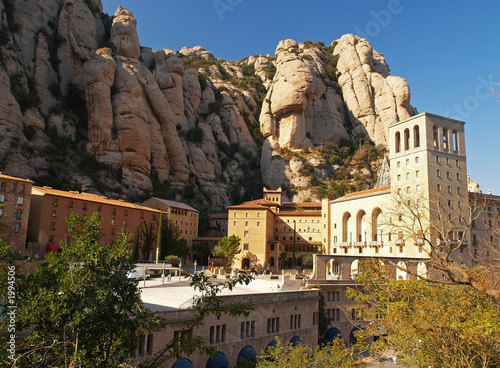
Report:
102,0,500,194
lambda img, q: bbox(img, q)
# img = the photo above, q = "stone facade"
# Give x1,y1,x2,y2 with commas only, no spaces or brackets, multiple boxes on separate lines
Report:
227,188,322,272
133,289,320,367
0,174,34,255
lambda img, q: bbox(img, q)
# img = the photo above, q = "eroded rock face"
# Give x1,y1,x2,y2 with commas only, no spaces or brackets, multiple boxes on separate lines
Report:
85,7,189,191
0,1,418,208
334,34,417,144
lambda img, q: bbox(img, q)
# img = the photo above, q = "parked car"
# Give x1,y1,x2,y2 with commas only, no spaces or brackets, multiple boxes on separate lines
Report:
127,268,150,280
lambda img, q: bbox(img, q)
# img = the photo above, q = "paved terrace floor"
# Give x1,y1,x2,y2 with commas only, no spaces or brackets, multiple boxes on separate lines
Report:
139,274,295,312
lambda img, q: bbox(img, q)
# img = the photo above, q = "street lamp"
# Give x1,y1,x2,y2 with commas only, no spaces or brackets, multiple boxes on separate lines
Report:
292,220,296,268
179,260,182,282
194,259,197,274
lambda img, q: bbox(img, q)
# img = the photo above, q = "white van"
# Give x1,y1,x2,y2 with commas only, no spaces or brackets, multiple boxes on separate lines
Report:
126,268,150,280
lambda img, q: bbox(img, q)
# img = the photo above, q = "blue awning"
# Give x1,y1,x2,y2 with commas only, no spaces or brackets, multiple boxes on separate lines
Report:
325,327,342,340
238,345,257,361
172,359,194,368
206,352,229,368
289,336,301,346
265,340,277,352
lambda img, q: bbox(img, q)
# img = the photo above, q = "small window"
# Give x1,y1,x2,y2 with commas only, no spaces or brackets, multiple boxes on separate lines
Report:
14,224,21,232
243,242,249,251
436,170,441,178
416,170,420,177
17,196,24,205
244,231,249,238
415,156,419,164
437,184,441,192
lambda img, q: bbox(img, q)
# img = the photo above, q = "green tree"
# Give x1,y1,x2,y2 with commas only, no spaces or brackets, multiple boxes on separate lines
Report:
4,211,155,367
139,220,155,261
213,235,240,265
347,260,500,368
160,217,189,260
256,338,363,368
192,241,212,262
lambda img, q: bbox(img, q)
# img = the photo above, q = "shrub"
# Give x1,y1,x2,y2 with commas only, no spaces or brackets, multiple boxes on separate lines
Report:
164,255,181,267
185,127,204,144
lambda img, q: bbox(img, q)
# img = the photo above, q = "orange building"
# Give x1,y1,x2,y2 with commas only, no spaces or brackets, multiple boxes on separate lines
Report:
0,174,34,255
28,187,162,260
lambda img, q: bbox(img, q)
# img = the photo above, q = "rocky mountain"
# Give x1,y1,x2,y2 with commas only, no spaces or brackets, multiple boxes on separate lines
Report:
0,0,417,212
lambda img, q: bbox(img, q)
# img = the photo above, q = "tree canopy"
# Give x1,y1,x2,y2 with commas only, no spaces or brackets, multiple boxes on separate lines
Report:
348,260,500,368
213,235,241,264
2,212,155,367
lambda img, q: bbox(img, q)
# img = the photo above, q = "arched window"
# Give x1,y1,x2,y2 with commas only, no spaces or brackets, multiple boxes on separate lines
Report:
269,257,275,267
356,210,366,242
342,212,352,242
433,125,438,148
404,128,410,150
396,261,407,280
442,127,448,150
371,208,382,241
452,129,458,152
413,125,420,147
395,132,401,153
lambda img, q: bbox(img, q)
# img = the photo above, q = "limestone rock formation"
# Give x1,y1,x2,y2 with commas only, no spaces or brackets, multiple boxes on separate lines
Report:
334,34,417,144
0,0,417,209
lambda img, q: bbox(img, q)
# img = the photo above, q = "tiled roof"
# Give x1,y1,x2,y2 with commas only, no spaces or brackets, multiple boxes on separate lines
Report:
210,213,228,219
282,202,321,208
228,198,280,209
338,186,391,200
146,197,198,212
0,173,34,183
277,211,322,217
33,186,161,212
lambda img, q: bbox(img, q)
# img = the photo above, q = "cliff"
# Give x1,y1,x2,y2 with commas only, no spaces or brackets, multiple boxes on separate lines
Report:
0,0,416,211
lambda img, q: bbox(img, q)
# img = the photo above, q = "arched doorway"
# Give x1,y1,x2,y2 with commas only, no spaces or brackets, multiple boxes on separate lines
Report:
327,259,340,279
351,259,359,279
289,336,301,347
356,210,367,242
172,359,194,368
417,261,427,278
265,340,277,352
237,345,257,362
324,327,342,340
396,261,407,280
205,352,229,368
241,258,250,270
350,327,362,345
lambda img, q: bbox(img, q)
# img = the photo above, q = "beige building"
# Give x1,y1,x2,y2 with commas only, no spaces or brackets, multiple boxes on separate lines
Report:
227,188,322,272
0,174,34,255
133,279,319,368
142,197,199,247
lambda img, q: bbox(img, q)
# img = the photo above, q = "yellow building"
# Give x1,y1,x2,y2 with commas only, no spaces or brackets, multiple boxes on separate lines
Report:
227,188,322,272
